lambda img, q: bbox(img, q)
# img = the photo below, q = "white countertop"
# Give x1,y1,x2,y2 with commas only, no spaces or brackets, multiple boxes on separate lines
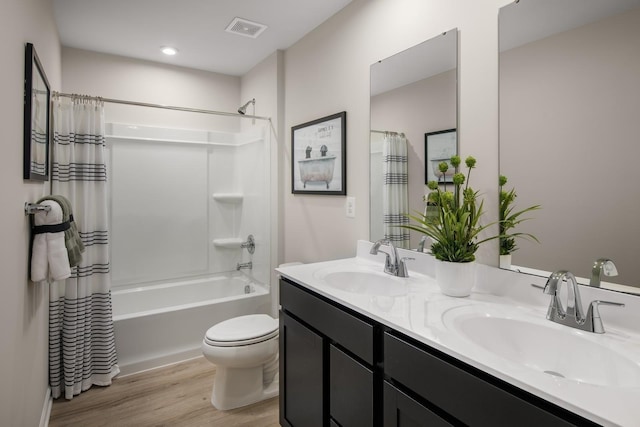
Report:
276,241,640,427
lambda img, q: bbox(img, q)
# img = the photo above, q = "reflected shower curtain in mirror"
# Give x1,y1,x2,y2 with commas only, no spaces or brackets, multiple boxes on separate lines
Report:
50,94,119,399
383,133,410,248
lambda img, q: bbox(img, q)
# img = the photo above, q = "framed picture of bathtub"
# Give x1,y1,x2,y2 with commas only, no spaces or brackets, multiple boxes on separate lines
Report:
425,129,457,185
291,111,346,195
23,42,51,181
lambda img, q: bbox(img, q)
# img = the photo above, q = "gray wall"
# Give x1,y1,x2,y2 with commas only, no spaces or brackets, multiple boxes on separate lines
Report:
62,47,241,130
0,0,61,425
282,0,511,265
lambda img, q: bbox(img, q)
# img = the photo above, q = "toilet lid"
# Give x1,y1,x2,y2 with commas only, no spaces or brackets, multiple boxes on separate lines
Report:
205,314,278,346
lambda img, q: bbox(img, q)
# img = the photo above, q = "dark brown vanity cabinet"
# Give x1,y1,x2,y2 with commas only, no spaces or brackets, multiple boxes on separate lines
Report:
280,278,377,427
382,332,601,427
280,278,599,427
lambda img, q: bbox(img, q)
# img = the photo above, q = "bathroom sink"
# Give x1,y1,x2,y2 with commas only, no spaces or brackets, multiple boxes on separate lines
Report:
441,303,640,388
320,271,409,296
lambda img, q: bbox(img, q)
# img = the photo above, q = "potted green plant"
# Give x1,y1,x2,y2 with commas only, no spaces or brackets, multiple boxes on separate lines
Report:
403,155,498,296
499,175,540,268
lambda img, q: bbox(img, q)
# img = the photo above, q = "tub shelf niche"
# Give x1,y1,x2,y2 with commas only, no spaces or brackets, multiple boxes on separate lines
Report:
213,238,244,249
212,193,243,204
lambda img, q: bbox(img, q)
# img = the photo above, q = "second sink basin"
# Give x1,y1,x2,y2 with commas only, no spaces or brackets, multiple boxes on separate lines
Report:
441,303,640,388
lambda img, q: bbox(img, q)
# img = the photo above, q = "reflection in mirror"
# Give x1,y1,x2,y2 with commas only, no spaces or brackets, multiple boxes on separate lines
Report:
499,0,640,292
370,30,457,249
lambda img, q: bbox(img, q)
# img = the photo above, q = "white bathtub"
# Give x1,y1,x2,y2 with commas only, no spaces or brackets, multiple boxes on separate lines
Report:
112,272,271,376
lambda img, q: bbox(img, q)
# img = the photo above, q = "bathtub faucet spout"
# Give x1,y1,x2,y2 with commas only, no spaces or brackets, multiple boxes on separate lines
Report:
237,262,253,271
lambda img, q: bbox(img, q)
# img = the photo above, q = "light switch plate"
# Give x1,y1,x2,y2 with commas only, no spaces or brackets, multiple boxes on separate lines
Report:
346,196,355,218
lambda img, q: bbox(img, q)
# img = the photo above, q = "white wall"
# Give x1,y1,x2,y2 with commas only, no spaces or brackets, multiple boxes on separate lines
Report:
283,0,510,264
240,51,285,315
0,0,60,425
62,47,241,131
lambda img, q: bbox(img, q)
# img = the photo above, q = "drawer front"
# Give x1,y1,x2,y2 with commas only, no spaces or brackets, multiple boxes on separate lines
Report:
384,332,582,427
281,279,374,364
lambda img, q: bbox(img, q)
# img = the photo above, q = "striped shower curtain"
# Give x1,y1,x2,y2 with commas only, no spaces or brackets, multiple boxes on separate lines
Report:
50,94,119,399
383,133,410,249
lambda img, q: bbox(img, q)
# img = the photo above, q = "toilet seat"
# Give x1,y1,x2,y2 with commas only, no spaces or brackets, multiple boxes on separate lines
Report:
204,314,279,347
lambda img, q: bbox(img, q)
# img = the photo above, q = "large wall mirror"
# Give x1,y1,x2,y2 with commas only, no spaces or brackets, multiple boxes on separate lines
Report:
370,30,457,249
499,0,640,293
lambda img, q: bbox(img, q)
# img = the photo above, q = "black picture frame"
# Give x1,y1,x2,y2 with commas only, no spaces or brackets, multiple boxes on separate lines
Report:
24,42,51,181
291,111,346,195
425,129,457,185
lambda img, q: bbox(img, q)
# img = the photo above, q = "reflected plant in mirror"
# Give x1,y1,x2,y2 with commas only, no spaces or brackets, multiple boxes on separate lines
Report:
498,175,540,268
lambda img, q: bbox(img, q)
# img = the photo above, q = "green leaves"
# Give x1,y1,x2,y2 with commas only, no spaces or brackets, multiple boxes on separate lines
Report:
404,159,541,262
402,154,498,263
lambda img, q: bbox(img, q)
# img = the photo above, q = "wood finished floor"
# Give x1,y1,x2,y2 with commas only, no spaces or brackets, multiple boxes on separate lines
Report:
48,357,280,427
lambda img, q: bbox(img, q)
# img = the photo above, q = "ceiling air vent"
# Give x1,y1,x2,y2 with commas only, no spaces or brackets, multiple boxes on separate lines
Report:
225,17,268,39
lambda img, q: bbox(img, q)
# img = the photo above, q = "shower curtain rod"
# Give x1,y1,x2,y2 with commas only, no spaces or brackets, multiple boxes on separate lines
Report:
52,91,271,121
371,129,405,137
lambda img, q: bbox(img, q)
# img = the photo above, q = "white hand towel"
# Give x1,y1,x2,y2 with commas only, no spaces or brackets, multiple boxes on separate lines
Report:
31,200,71,282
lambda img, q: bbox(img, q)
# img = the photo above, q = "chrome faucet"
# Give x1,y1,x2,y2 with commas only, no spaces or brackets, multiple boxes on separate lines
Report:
543,270,624,333
590,258,618,287
370,239,414,278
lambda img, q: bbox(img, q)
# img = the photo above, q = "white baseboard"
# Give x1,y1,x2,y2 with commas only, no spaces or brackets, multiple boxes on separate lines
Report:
39,387,52,427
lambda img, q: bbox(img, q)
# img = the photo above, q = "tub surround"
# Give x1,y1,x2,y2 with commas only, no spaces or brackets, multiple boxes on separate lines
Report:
277,240,640,426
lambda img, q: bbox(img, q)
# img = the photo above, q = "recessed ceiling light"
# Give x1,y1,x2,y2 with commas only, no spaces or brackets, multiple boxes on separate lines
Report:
161,46,178,56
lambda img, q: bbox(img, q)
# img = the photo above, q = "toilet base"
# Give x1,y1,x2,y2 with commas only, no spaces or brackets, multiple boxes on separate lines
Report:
211,365,279,410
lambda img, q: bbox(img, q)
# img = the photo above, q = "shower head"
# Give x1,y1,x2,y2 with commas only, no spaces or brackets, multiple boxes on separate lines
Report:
238,98,255,115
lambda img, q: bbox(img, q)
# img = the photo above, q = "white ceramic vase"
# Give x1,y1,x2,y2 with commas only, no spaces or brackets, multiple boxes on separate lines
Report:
499,254,512,269
435,260,477,297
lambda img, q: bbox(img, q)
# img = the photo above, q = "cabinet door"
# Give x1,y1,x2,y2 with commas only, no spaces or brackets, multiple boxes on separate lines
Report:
329,344,374,427
383,381,452,427
280,312,324,427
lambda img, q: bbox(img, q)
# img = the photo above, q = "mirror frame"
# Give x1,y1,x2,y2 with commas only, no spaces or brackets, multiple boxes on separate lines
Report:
24,42,50,181
424,128,457,185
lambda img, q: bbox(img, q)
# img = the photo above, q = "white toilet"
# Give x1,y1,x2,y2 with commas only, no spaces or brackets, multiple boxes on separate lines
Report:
201,313,279,410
